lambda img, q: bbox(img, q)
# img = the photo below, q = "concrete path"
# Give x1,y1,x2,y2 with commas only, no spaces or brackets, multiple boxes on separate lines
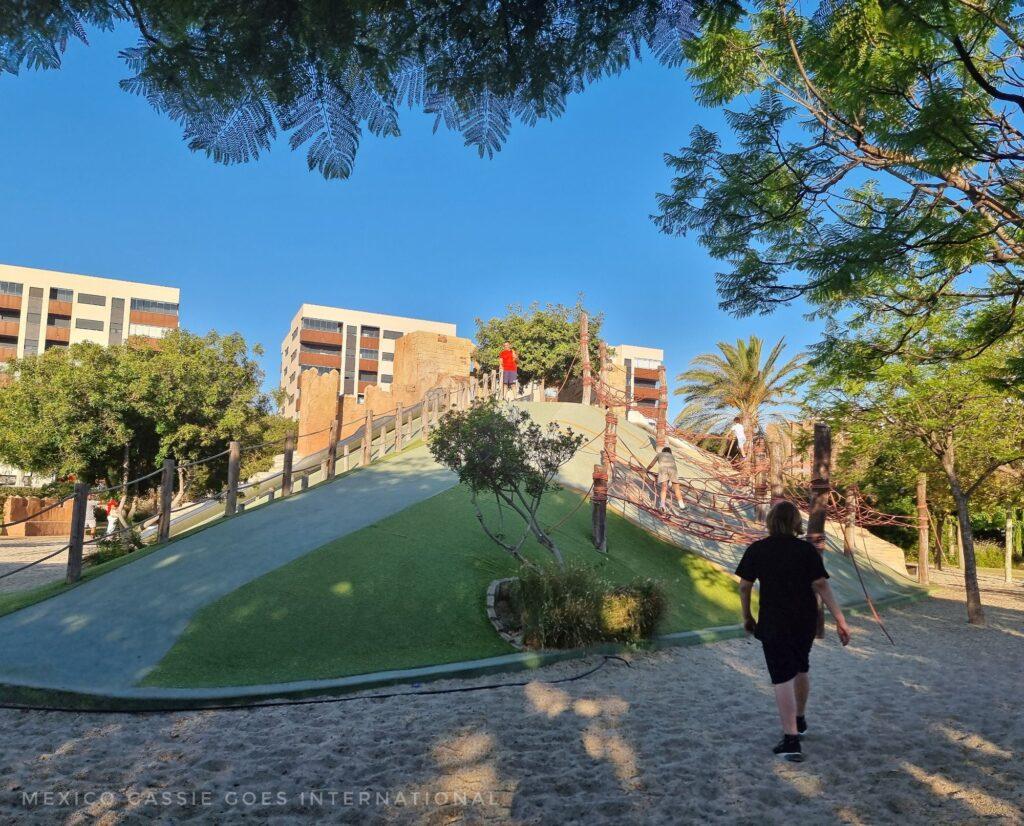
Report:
0,446,455,693
0,538,69,594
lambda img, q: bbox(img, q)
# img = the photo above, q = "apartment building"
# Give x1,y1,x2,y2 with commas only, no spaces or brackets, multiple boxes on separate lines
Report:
0,264,181,363
611,344,666,419
0,264,181,487
280,304,458,418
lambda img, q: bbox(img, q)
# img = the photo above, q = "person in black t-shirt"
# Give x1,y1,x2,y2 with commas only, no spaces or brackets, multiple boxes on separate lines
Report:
735,501,851,762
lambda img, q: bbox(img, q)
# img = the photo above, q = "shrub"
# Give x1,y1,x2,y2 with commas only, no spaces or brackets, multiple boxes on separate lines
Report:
514,565,666,649
972,539,1022,569
87,529,144,566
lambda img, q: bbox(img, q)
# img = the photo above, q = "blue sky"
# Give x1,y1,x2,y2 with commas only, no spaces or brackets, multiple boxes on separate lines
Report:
0,24,821,412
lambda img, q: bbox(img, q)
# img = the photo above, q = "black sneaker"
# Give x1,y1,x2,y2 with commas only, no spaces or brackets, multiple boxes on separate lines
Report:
773,735,805,762
797,716,808,737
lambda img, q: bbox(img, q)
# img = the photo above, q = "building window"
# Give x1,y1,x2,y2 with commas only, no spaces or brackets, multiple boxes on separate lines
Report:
0,474,16,486
382,351,395,362
380,374,393,384
358,370,377,383
291,327,298,339
75,318,104,332
0,281,23,296
302,317,341,332
77,293,107,306
49,287,73,302
0,309,19,323
361,326,380,339
359,348,379,360
383,330,402,340
46,314,71,328
130,298,179,315
300,343,342,357
128,323,172,339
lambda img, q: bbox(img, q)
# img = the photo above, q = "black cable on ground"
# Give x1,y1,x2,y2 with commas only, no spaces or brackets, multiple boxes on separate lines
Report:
0,656,632,716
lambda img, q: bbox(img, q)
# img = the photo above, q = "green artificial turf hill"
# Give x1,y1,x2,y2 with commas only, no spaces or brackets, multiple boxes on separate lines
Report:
144,485,743,688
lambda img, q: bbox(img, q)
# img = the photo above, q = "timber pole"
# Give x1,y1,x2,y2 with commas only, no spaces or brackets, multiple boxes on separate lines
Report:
225,441,241,516
581,312,592,406
807,423,831,638
655,365,668,450
1007,514,1015,584
281,433,295,498
158,458,174,542
362,408,374,466
395,403,404,452
326,415,339,479
604,408,618,475
592,464,608,552
917,473,930,585
65,482,90,584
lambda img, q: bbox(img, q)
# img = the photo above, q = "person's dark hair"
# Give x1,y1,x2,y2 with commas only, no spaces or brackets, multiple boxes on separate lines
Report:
661,447,671,453
733,415,742,423
766,501,803,537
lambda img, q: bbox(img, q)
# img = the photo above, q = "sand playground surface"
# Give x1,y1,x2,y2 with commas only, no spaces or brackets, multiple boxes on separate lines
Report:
1,585,1021,825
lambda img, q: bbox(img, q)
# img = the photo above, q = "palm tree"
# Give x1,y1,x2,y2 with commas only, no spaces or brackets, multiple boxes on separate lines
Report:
674,337,805,455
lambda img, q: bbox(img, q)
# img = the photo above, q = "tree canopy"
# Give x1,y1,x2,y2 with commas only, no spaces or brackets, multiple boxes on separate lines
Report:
655,0,1024,367
475,300,604,387
2,1,702,179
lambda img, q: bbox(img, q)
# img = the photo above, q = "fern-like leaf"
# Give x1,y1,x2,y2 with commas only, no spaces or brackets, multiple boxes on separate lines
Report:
279,70,362,180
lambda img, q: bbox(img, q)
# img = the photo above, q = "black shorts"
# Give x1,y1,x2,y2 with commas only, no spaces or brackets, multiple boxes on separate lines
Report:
761,632,815,685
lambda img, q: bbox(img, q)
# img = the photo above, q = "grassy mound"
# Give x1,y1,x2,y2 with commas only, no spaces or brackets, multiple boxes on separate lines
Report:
143,486,742,688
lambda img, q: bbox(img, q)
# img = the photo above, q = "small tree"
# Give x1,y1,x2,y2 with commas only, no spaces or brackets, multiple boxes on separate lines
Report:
429,399,584,567
474,300,604,388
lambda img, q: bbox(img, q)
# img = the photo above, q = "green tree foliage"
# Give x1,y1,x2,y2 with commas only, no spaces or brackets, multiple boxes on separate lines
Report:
674,336,803,451
0,330,276,513
1,1,699,179
655,1,1024,365
475,300,604,388
809,332,1024,625
428,399,584,567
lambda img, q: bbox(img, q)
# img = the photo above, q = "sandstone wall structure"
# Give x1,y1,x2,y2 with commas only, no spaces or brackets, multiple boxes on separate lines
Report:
294,331,476,457
2,496,74,537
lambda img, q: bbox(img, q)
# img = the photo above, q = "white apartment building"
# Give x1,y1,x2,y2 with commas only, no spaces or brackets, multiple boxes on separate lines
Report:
280,304,457,419
611,344,666,421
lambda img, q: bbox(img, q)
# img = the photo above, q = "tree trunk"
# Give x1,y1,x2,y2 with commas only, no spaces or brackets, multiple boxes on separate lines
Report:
942,457,985,625
173,465,188,507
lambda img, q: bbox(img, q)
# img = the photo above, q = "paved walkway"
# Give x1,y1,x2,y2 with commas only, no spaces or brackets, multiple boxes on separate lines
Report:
0,538,69,594
0,446,455,693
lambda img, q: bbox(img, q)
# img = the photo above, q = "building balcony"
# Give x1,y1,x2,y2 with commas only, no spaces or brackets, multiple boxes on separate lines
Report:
359,335,380,350
300,328,343,347
48,299,72,317
128,309,178,328
633,366,661,382
45,326,70,344
0,294,21,312
632,385,661,401
299,351,342,370
358,358,379,373
0,320,19,338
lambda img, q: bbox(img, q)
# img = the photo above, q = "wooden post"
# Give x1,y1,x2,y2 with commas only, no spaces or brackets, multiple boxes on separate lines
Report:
592,464,608,551
66,482,90,584
342,443,350,472
603,409,618,473
422,396,432,440
917,473,929,585
598,340,608,398
395,403,404,452
807,423,831,638
362,408,373,465
1006,514,1015,584
655,365,668,449
281,433,295,498
581,311,592,406
326,416,339,479
225,440,241,516
843,486,858,559
158,458,174,542
769,439,784,506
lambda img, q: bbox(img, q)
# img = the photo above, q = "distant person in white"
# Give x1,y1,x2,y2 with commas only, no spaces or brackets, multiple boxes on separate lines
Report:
731,416,748,458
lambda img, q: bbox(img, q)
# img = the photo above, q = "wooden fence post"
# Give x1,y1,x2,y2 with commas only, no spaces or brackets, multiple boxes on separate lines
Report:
807,423,831,638
843,486,858,559
1006,514,1015,584
581,311,592,406
362,408,374,465
65,482,90,584
604,409,618,474
225,440,241,516
326,416,339,479
655,365,668,449
281,434,295,498
395,403,404,452
769,440,784,506
158,457,175,542
342,443,350,472
917,473,930,584
592,464,608,552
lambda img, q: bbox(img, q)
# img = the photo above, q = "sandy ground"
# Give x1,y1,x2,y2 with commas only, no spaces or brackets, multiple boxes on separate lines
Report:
0,538,69,593
1,586,1021,825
